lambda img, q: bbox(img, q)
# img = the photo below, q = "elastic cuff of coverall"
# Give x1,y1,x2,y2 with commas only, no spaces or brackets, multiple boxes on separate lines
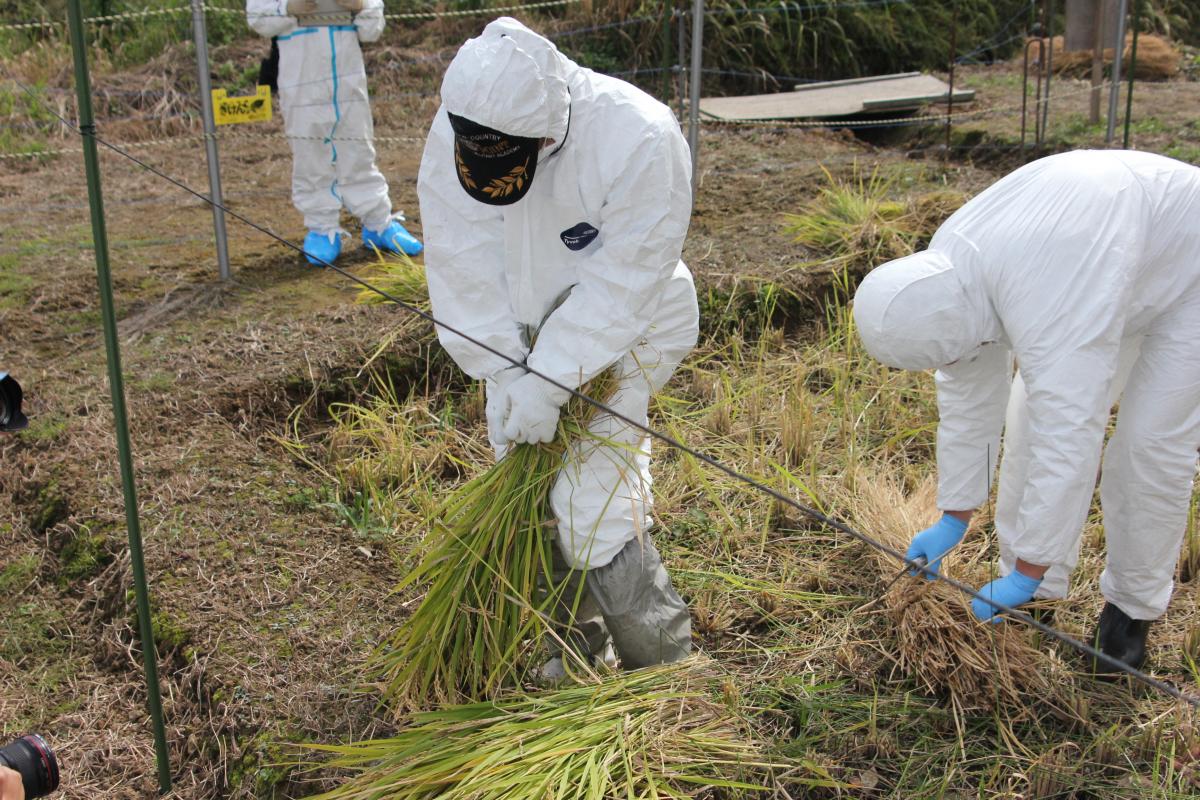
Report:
936,489,988,517
359,209,398,234
1006,551,1071,600
1099,575,1168,621
306,223,343,238
998,554,1068,600
1100,592,1165,622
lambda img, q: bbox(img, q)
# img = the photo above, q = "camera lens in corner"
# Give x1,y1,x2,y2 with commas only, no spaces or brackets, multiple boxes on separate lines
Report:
0,734,60,798
0,373,28,432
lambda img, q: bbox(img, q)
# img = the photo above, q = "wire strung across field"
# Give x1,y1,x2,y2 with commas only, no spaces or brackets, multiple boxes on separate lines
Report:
9,72,1200,711
3,76,1115,163
0,0,581,31
709,0,915,17
955,31,1028,65
954,1,1037,65
544,0,920,41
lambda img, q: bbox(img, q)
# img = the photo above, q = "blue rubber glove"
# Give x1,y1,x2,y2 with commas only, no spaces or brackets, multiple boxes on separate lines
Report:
971,570,1043,623
906,513,968,578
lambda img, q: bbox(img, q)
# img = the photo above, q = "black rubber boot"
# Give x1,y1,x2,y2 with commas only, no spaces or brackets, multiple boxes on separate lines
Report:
1089,602,1152,675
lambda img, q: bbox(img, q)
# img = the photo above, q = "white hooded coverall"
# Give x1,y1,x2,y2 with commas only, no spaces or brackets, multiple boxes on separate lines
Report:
854,150,1200,620
246,0,394,235
419,18,699,666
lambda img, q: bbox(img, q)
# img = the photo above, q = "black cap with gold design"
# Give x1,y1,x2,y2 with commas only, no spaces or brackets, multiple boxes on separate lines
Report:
447,112,539,206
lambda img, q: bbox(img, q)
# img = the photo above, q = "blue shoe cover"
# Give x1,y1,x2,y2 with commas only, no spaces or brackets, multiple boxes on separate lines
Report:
363,219,423,256
303,230,342,267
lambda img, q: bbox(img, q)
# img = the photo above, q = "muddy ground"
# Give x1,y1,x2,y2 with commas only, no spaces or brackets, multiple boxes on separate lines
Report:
2,26,1199,800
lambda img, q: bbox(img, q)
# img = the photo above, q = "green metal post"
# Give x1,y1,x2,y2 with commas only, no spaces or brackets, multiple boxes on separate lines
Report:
1122,0,1141,149
661,0,671,104
64,0,172,793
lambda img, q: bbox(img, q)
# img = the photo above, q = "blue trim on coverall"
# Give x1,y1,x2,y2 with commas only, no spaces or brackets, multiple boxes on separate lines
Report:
326,26,343,204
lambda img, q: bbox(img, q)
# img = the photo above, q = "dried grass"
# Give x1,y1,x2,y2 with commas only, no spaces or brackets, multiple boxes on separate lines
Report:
1033,33,1182,81
834,468,1084,718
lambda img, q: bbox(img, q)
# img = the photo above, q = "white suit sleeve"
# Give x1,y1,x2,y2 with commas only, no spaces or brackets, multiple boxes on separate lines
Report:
934,343,1012,511
526,119,692,390
419,110,529,381
354,0,385,43
246,0,296,38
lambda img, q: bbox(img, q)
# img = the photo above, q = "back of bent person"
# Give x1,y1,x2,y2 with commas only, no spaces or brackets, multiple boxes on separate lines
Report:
852,149,1200,673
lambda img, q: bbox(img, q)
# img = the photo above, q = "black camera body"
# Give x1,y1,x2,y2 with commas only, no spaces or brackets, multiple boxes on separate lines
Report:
0,735,59,799
0,373,27,432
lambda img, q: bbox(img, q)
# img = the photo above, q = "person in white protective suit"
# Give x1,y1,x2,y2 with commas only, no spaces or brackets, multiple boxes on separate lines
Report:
418,18,699,678
245,0,422,266
853,150,1200,672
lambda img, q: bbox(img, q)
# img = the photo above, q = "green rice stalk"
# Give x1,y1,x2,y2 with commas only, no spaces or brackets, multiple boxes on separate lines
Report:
782,164,963,278
371,370,618,710
304,658,795,799
356,251,428,308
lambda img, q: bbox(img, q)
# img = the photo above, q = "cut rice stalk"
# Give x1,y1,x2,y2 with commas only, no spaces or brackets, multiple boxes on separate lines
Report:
356,251,428,308
841,468,1079,718
372,371,618,710
304,658,787,799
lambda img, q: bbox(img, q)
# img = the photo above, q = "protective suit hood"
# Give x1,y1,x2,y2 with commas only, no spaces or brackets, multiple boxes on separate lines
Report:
440,17,572,144
853,250,997,370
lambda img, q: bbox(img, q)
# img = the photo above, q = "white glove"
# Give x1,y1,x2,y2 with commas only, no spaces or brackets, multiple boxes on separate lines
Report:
285,0,318,16
485,366,524,446
501,373,568,445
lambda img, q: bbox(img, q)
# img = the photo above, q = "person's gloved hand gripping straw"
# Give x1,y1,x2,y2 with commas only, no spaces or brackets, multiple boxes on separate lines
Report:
501,372,570,445
971,570,1044,623
906,513,969,577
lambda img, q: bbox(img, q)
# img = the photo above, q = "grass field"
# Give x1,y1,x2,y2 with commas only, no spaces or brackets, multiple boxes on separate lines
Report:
2,3,1200,798
288,211,1200,796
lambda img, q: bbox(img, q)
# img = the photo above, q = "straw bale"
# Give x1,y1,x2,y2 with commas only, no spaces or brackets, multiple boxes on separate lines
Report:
1023,33,1181,81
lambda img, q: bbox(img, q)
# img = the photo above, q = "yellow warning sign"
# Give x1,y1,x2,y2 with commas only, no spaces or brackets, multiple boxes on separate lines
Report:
212,85,272,126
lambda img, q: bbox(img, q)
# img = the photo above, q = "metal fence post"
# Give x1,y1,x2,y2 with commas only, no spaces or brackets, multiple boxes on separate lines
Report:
661,0,672,104
676,5,686,122
945,0,958,157
687,0,704,195
1122,0,1141,149
1105,0,1128,143
65,0,172,792
1038,0,1054,147
191,0,232,281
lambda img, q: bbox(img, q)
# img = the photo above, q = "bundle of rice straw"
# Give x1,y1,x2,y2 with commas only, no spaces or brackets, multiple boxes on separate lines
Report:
1027,34,1181,81
843,469,1078,716
355,252,428,307
371,370,616,709
305,658,784,799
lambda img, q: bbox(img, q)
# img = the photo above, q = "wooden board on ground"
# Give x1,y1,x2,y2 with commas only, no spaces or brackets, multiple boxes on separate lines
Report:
698,72,976,122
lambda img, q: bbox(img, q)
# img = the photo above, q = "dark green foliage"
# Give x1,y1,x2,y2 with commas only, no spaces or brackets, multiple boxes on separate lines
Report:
560,0,1035,100
1150,0,1199,46
3,0,1193,78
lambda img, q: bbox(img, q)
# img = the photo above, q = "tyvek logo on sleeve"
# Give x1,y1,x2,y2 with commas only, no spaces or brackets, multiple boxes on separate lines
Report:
560,222,599,251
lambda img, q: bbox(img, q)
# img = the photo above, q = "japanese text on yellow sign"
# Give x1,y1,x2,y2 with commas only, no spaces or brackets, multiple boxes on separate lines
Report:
212,85,272,126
